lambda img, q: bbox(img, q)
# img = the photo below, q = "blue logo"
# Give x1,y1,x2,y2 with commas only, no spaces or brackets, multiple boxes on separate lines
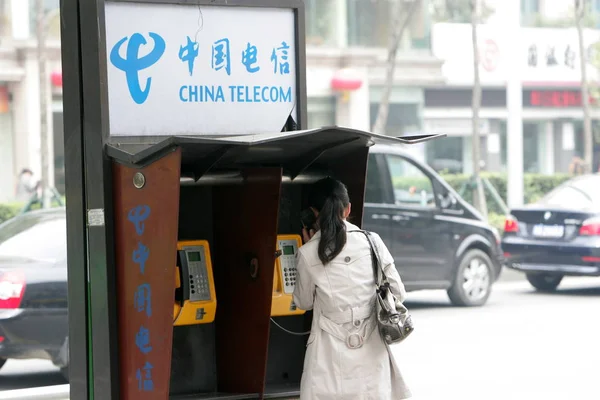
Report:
110,32,166,104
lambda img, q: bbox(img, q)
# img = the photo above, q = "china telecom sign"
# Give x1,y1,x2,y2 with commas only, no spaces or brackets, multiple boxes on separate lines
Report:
105,2,297,137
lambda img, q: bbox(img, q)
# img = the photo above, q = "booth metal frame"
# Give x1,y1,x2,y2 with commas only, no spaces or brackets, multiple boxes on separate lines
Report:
61,1,443,399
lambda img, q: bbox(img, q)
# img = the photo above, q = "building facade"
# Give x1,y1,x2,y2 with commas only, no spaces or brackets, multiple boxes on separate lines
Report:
304,0,444,134
5,0,598,203
0,0,443,202
0,0,62,202
425,22,600,175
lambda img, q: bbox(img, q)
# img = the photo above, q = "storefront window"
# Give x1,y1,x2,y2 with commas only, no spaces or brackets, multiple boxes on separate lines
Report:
305,0,340,47
426,136,463,174
499,121,507,171
347,0,430,50
0,107,14,202
29,0,60,38
573,120,600,172
0,0,11,37
523,123,540,173
573,121,585,160
369,102,421,136
307,97,336,129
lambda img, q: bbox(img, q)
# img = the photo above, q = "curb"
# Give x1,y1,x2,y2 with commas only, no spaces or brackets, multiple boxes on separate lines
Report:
0,385,69,400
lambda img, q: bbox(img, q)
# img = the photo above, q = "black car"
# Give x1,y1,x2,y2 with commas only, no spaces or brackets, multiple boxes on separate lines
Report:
0,208,68,379
364,144,504,306
502,173,600,292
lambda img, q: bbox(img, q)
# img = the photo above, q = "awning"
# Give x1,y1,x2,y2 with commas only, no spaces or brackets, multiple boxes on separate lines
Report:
106,126,446,181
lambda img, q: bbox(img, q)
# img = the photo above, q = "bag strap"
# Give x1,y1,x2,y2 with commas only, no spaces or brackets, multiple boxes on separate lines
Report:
348,230,389,287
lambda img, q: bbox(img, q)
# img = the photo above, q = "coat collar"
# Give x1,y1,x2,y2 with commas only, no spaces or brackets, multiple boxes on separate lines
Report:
306,220,360,244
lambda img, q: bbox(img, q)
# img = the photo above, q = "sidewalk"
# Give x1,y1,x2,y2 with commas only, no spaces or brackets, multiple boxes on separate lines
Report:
0,273,527,400
0,385,69,400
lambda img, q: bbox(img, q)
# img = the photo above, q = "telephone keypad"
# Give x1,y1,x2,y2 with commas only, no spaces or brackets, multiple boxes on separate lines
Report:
278,240,298,294
185,246,211,302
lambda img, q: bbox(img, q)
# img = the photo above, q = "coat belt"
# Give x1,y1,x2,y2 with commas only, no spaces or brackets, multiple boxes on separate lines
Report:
318,304,376,349
322,303,375,325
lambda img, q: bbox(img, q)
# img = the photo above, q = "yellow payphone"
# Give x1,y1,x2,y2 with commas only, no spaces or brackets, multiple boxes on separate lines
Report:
173,240,217,326
271,235,306,317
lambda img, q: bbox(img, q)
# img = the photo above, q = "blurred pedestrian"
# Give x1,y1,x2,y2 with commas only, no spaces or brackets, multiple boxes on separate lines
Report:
568,156,586,175
293,177,411,400
15,168,38,202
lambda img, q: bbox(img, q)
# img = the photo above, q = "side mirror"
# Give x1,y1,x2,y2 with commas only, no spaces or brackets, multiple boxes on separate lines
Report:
439,191,457,209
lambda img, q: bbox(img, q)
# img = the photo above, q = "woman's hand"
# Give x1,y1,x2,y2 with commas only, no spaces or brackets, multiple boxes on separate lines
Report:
302,227,316,243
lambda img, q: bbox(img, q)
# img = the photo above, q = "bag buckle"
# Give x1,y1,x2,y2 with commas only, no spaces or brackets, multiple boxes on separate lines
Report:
389,314,401,324
346,333,364,349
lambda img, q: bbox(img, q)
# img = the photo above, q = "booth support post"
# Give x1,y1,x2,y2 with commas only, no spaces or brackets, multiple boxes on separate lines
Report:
212,168,283,394
113,149,182,399
80,0,121,395
60,0,89,398
62,0,122,397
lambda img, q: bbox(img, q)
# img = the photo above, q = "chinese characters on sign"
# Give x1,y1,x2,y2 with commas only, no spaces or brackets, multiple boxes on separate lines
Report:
178,37,290,78
174,37,293,104
527,90,598,108
179,36,199,77
128,205,154,392
527,43,590,70
105,3,297,136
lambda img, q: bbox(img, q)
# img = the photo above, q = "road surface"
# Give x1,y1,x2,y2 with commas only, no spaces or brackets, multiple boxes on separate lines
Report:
0,360,62,391
398,273,600,400
1,271,598,400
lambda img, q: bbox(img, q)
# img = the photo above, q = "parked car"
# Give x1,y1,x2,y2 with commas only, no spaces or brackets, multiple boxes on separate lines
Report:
502,173,600,292
364,144,504,306
0,208,68,379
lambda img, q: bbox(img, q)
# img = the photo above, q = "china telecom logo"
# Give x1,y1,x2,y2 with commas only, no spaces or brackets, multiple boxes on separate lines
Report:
110,32,166,104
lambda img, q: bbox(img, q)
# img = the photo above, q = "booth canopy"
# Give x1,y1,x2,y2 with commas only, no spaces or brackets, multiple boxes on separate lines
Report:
106,126,445,181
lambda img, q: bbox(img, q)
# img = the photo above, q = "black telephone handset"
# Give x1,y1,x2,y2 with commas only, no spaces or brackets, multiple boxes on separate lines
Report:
300,208,317,232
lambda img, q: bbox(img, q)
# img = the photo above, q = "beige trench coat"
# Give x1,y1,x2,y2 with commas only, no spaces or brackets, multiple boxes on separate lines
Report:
293,221,412,400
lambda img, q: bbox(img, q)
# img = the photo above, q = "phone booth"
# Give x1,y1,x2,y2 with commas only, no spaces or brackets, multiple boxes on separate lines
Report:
60,1,443,399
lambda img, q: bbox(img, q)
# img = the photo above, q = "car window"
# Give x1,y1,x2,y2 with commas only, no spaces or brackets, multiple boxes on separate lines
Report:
567,176,600,204
0,213,66,263
538,185,594,209
386,155,436,208
365,155,386,204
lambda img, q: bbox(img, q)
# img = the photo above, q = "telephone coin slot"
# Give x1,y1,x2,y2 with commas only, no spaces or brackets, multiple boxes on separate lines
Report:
271,235,305,317
173,240,217,326
183,246,212,302
278,239,298,295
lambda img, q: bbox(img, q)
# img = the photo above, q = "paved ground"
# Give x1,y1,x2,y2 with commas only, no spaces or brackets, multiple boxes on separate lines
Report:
398,273,600,400
0,270,598,400
0,360,62,392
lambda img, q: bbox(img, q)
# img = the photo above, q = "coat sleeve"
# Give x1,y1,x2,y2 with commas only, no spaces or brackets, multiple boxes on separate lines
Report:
292,250,315,311
373,233,407,303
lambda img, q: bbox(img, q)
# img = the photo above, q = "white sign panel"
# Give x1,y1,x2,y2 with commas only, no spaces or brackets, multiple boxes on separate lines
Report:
104,2,297,137
432,23,600,85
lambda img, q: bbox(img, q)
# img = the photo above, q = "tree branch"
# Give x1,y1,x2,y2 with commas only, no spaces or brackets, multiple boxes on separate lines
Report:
371,0,420,134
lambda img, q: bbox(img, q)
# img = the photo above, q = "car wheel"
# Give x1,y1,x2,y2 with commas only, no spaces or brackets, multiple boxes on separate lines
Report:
60,365,69,382
447,249,493,307
526,273,563,292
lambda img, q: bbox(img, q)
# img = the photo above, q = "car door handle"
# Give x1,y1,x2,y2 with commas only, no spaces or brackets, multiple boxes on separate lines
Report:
372,214,390,220
392,215,410,221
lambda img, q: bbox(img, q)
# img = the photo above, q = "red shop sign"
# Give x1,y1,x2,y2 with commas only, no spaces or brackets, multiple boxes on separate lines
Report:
527,90,597,108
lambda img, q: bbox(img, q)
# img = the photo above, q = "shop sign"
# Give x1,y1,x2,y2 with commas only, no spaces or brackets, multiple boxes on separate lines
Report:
432,23,600,85
524,89,598,108
105,2,297,137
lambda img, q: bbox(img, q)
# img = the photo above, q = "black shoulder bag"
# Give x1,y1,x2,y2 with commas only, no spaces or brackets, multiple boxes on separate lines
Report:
353,230,414,345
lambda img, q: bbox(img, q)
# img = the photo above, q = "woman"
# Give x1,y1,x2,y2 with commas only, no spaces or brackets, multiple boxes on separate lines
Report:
293,177,411,400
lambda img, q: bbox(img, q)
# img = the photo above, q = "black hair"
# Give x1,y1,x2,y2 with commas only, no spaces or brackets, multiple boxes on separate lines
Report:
308,177,350,265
